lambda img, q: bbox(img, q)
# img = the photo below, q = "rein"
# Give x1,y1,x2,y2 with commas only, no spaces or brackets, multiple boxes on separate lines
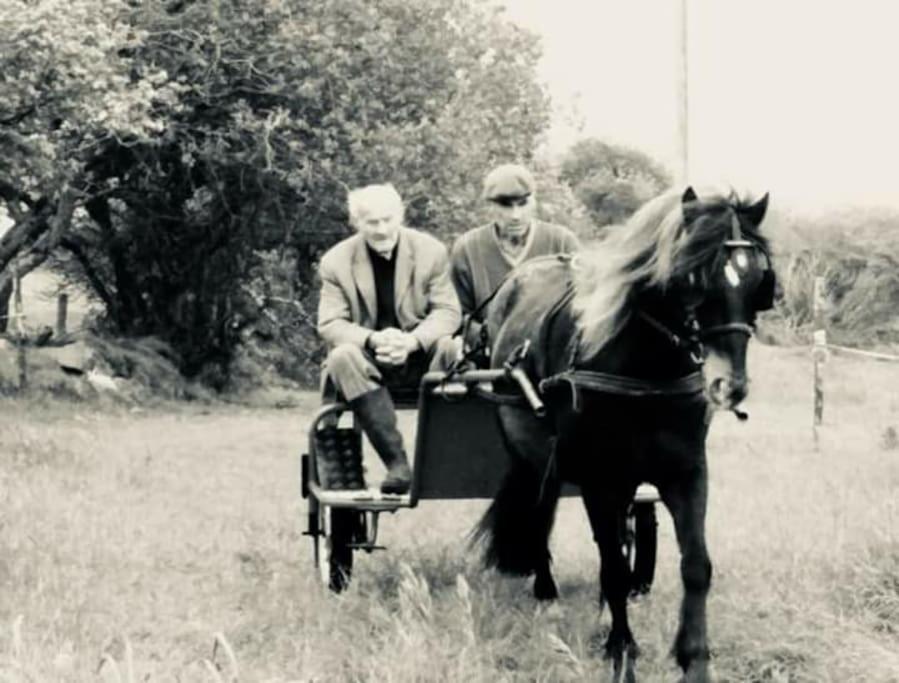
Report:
637,310,705,366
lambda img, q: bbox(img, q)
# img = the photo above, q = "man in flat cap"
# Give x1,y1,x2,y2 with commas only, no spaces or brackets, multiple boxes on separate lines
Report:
448,163,580,362
317,184,461,494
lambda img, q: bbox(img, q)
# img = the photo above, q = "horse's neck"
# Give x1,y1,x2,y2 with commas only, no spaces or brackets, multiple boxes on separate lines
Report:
577,291,698,380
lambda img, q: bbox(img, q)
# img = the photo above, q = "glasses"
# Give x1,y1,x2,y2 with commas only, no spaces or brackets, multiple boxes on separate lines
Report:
491,195,530,208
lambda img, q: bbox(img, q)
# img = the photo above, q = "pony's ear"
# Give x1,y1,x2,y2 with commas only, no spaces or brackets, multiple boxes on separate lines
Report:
744,192,770,227
681,186,700,225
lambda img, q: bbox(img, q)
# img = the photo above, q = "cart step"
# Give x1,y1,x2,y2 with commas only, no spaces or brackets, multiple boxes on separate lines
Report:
309,483,413,509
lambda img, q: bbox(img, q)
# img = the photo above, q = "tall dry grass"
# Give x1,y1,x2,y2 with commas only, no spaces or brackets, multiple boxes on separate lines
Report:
1,344,898,681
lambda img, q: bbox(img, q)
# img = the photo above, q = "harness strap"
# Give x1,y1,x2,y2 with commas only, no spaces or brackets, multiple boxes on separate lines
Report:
540,370,704,413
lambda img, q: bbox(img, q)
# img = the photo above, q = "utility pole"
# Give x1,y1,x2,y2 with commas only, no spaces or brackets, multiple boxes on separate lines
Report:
675,0,689,185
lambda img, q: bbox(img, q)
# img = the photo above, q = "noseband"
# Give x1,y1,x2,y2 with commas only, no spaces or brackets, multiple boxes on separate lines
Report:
699,321,754,339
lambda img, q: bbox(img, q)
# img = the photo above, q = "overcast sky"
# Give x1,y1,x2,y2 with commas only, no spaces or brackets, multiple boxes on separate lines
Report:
504,0,899,210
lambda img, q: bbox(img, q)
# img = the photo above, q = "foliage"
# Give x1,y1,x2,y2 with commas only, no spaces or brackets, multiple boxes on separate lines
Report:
529,159,597,242
0,0,180,272
1,0,550,384
225,249,323,392
760,205,899,347
558,138,672,232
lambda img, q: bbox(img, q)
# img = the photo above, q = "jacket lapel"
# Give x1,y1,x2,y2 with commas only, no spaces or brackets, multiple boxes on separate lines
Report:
393,228,414,313
351,236,377,323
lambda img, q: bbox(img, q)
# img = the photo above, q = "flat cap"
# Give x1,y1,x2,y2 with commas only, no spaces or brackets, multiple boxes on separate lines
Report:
482,163,535,201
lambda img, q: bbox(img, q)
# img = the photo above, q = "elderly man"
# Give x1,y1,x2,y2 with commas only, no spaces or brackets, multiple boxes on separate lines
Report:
317,184,461,494
449,163,580,359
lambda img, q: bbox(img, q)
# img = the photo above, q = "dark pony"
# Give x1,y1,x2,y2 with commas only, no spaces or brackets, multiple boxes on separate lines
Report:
474,187,773,682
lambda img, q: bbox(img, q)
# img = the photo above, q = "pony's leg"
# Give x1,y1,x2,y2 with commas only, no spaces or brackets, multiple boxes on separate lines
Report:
474,406,560,600
532,480,561,601
582,486,638,683
660,469,712,683
533,552,558,601
502,407,561,601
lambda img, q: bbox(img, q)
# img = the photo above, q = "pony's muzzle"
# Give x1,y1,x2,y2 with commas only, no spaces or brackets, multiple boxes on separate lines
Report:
706,374,747,410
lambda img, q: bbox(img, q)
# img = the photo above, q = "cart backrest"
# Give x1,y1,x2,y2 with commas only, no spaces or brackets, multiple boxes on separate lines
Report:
410,376,511,501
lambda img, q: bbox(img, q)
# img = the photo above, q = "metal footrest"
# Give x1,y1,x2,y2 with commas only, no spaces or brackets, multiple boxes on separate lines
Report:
309,483,413,510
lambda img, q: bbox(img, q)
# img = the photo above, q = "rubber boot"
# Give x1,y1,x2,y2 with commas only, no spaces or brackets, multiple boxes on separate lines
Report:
349,387,412,494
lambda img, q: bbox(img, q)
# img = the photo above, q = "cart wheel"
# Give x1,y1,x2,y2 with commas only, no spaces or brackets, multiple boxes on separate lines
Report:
315,506,357,593
627,502,658,596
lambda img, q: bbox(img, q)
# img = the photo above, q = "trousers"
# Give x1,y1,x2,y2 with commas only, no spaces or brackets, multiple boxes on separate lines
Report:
322,336,459,402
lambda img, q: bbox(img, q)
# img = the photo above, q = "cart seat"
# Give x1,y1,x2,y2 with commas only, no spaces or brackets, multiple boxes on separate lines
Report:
410,370,529,502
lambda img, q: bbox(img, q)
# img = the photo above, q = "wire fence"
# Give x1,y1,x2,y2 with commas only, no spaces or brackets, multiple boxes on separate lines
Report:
810,275,899,445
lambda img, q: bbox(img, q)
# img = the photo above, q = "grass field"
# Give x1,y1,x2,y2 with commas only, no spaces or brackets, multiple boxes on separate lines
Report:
1,344,898,682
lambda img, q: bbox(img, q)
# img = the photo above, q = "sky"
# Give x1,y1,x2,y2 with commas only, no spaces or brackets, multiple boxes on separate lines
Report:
503,0,899,211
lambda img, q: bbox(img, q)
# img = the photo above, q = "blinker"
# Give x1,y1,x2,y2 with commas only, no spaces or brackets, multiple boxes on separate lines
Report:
754,269,776,311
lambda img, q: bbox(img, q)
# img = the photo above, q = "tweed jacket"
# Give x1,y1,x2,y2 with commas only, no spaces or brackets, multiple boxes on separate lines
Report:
317,227,461,352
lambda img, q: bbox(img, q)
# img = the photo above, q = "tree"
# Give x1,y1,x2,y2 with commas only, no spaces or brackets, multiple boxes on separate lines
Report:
2,0,551,384
559,138,672,230
0,0,179,326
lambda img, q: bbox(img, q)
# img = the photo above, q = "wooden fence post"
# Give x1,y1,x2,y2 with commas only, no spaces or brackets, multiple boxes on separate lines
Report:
812,276,827,445
13,266,26,389
56,292,68,338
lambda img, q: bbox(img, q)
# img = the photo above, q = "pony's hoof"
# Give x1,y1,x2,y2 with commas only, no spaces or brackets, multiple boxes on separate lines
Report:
605,641,638,683
605,651,637,683
679,659,712,683
533,575,559,601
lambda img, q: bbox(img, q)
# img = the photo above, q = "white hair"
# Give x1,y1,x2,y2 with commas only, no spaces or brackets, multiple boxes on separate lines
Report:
347,184,405,223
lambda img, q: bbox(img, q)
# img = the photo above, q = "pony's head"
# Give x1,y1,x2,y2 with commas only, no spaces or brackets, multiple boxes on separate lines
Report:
572,186,774,411
674,187,773,409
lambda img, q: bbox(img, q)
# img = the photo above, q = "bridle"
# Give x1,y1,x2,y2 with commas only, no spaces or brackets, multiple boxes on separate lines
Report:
639,210,768,366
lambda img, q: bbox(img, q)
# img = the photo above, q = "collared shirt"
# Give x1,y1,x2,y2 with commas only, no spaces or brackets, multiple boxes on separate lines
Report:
493,222,535,266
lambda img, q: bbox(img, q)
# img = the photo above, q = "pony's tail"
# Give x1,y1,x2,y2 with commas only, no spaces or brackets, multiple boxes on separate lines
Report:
471,459,561,576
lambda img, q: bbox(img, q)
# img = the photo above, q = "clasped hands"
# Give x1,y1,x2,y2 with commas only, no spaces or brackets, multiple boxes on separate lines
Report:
367,327,420,366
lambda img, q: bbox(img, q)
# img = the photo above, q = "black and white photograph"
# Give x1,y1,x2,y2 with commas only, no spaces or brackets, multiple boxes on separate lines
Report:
1,1,898,680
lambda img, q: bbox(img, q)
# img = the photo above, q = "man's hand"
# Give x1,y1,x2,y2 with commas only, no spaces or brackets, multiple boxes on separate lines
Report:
368,328,420,366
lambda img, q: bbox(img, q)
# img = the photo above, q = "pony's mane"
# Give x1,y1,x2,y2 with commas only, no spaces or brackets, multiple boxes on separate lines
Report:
571,188,769,357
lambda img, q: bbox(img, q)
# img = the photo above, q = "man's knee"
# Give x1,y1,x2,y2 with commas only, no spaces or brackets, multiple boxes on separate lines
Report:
325,343,371,386
326,343,365,373
324,343,381,401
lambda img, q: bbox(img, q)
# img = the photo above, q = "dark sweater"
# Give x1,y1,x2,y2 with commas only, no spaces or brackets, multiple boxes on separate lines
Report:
367,244,399,331
450,221,580,320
